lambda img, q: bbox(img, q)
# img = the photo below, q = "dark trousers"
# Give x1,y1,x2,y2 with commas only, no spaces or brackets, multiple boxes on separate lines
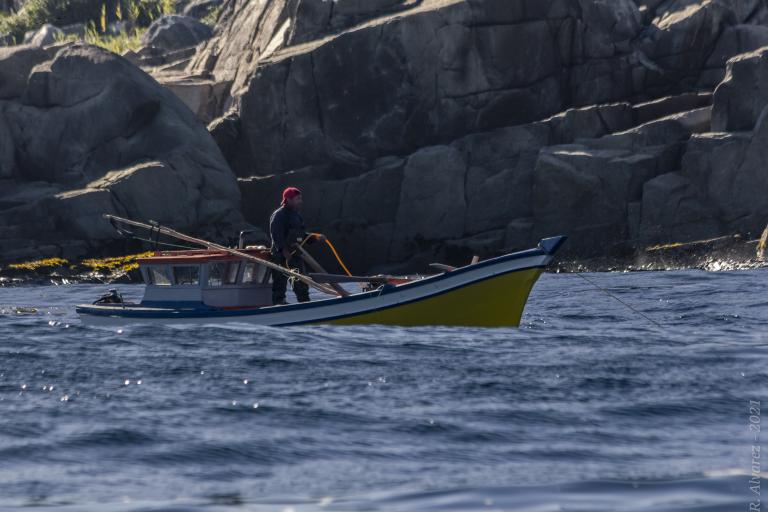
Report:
271,255,310,304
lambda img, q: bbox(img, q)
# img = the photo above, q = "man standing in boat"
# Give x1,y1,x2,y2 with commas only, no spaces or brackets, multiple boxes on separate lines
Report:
269,187,319,305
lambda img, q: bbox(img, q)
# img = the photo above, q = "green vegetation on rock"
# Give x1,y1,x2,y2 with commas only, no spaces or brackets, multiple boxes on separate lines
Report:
1,252,155,283
8,257,69,271
0,0,173,46
80,251,154,273
56,22,146,54
200,3,221,27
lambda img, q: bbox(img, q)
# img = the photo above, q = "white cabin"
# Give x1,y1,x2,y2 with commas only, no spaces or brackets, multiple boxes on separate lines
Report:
137,248,274,308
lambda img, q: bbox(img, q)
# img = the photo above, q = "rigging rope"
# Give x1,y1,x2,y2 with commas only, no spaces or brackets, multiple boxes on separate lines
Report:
574,273,663,329
297,233,354,277
109,216,196,250
131,236,197,251
322,237,353,277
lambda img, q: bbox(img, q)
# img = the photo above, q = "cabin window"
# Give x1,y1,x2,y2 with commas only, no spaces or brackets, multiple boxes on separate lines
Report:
173,266,200,286
243,262,269,284
207,262,240,286
148,266,171,286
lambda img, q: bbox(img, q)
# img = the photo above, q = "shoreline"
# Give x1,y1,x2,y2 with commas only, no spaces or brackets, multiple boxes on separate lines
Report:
1,235,765,286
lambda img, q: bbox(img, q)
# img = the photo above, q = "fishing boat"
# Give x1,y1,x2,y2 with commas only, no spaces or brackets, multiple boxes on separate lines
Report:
76,216,566,327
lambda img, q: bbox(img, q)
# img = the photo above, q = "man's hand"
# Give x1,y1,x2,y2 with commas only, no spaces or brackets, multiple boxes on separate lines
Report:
282,248,293,262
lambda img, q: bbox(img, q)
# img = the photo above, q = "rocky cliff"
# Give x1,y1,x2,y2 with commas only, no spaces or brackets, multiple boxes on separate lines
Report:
0,43,243,262
3,0,768,272
198,0,768,270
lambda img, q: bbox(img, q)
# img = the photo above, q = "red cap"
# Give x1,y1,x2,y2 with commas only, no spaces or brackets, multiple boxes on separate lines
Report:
281,187,302,204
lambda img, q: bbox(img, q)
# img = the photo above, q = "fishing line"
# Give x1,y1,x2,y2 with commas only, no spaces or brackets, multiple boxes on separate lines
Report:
119,229,198,250
130,236,197,250
574,272,663,329
109,216,196,250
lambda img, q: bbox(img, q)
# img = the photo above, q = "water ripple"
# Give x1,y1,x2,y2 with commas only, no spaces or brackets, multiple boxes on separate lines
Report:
0,271,765,511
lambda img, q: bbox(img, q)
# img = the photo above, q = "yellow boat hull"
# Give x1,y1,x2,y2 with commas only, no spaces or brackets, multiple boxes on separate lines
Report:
325,268,543,328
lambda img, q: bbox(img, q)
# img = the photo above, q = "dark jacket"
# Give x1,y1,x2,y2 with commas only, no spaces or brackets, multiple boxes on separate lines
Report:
269,205,307,256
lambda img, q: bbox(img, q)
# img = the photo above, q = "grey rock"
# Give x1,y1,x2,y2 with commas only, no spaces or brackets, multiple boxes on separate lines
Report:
61,23,87,38
0,115,15,179
443,229,507,260
315,219,395,274
189,0,415,89
361,222,395,271
239,160,367,235
295,0,411,44
638,172,723,245
141,15,212,52
712,46,768,132
90,161,197,227
219,0,754,179
341,161,404,226
533,148,630,226
548,103,636,145
706,24,768,70
233,93,728,269
531,149,623,254
29,24,64,47
463,164,535,237
633,92,712,124
48,188,122,240
685,107,768,234
231,2,573,177
391,145,467,260
208,110,240,168
182,0,222,19
504,218,535,252
681,131,751,219
578,0,642,58
584,107,710,151
627,201,642,241
530,129,687,254
452,123,552,173
0,33,15,46
5,0,764,267
155,74,230,123
124,45,197,68
0,181,62,210
0,43,243,261
0,44,51,99
639,0,759,76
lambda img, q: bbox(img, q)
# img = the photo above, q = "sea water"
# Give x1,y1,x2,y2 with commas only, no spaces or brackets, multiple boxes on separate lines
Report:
0,270,765,511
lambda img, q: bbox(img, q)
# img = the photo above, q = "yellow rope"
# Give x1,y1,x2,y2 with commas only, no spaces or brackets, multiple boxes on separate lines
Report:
305,233,353,276
324,238,353,276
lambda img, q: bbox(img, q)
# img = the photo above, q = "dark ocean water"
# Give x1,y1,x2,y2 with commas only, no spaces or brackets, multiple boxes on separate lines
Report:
0,270,765,511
